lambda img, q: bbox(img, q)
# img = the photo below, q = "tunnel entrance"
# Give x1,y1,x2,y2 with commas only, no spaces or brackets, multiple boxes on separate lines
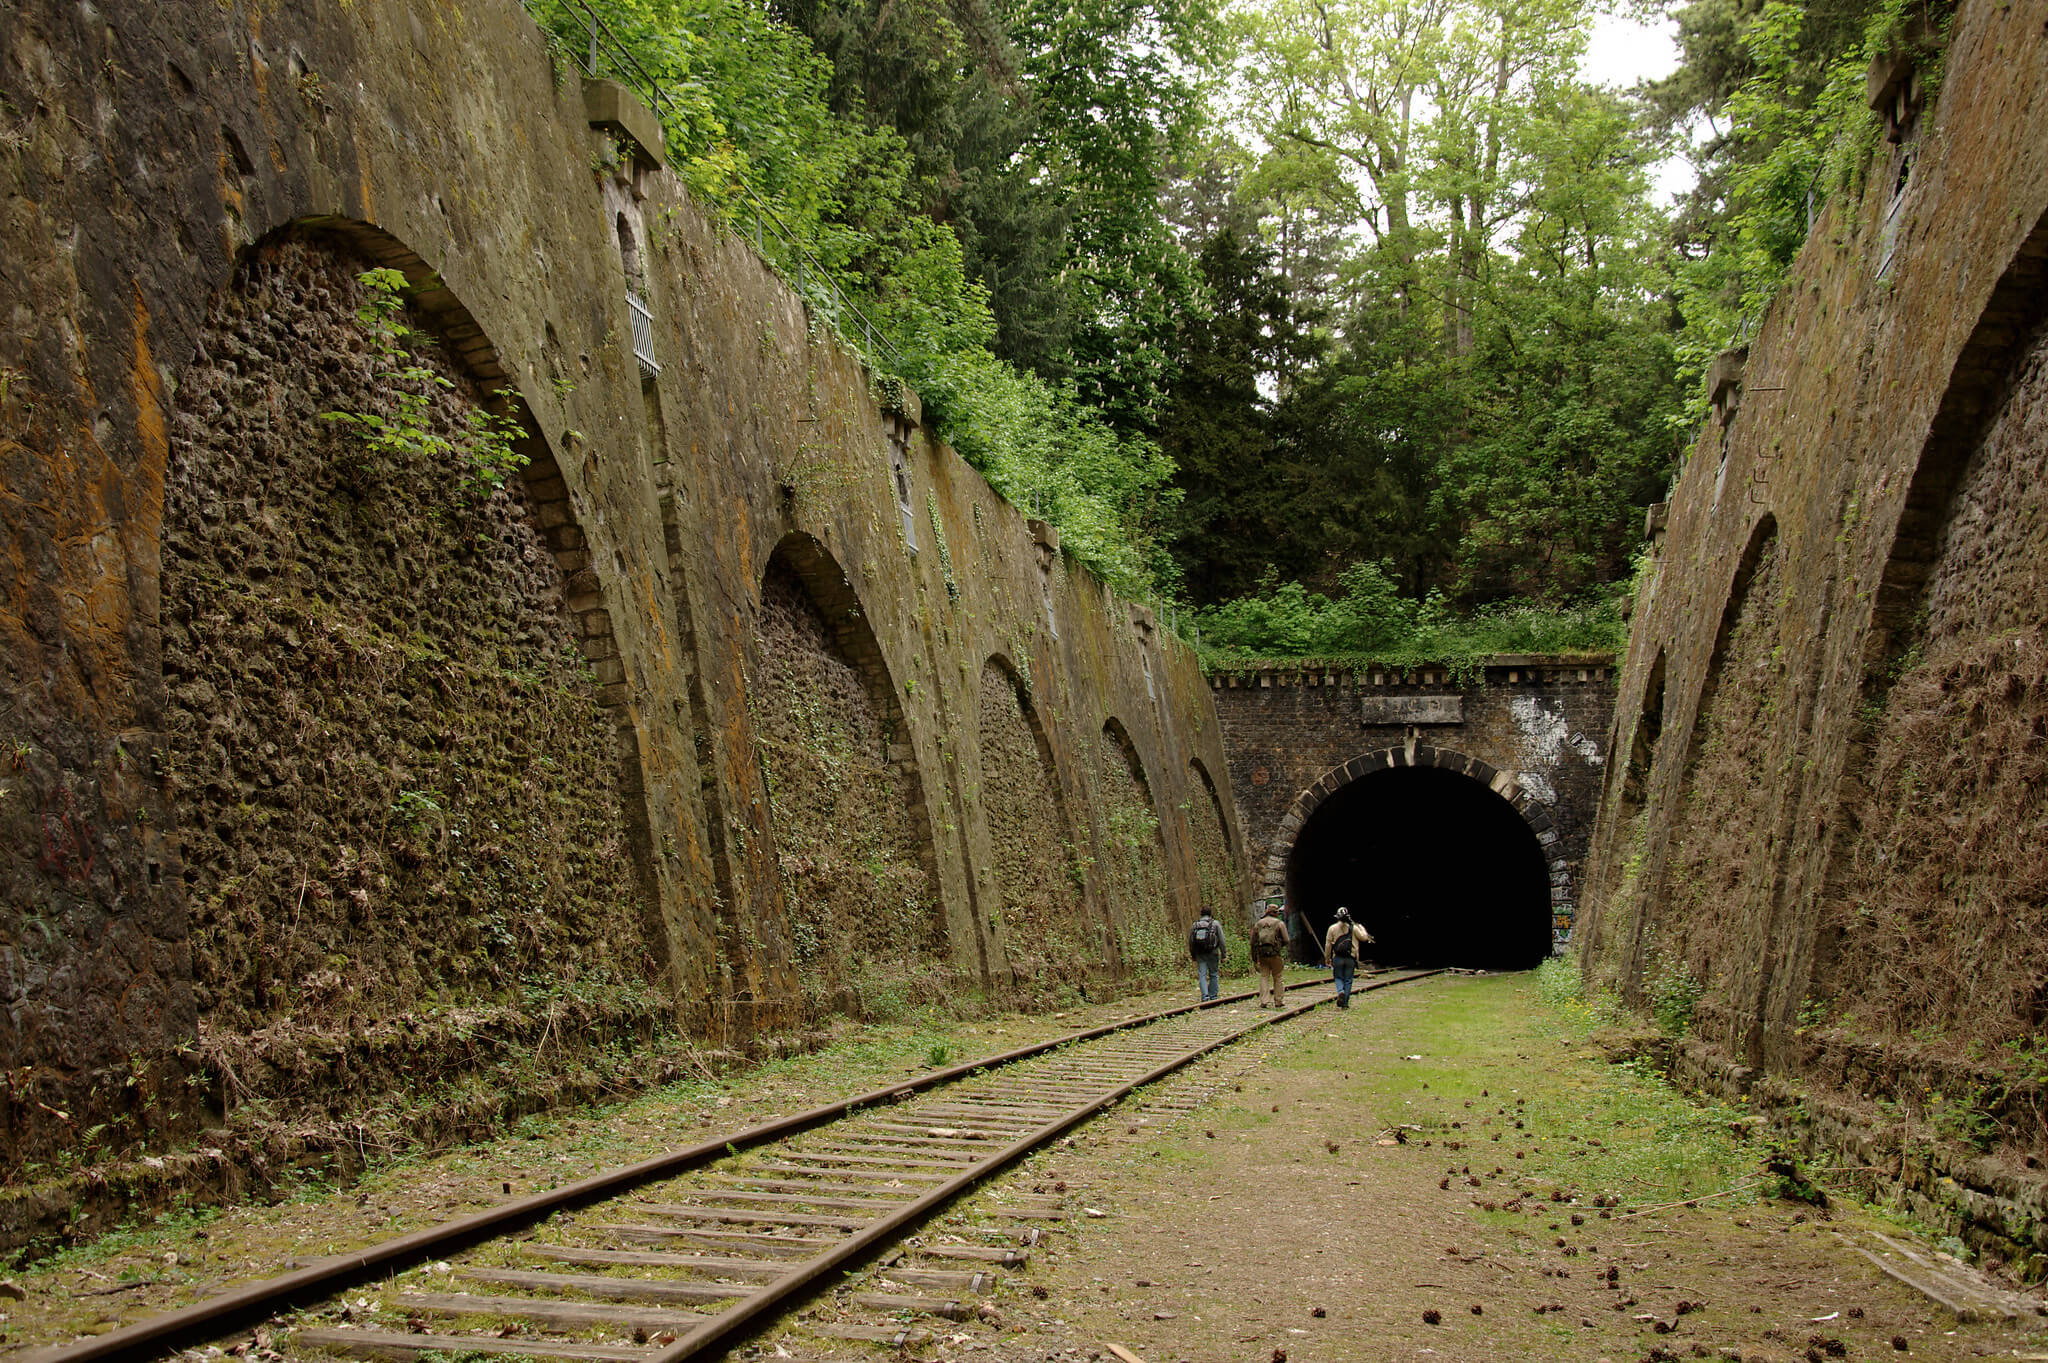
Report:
1283,765,1552,970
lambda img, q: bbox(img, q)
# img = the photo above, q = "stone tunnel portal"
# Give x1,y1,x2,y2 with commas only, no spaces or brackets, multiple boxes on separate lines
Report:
1283,765,1553,970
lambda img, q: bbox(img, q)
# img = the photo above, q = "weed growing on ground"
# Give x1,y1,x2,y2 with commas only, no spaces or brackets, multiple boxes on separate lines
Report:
1646,949,1705,1036
16,1205,221,1275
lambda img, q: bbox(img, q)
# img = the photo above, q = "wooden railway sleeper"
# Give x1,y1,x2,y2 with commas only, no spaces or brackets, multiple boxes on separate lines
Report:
38,975,1435,1363
847,1292,972,1320
522,1246,789,1276
654,1188,916,1211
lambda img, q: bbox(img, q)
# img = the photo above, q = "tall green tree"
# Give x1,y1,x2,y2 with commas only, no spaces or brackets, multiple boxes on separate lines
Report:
1161,226,1316,601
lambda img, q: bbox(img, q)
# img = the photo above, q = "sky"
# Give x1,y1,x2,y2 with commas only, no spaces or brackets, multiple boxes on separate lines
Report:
1579,6,1701,203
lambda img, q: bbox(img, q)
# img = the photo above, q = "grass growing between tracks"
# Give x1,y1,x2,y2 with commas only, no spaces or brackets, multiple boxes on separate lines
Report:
993,972,2048,1363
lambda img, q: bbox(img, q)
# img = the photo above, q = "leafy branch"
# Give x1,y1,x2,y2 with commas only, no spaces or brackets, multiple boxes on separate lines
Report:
322,268,529,499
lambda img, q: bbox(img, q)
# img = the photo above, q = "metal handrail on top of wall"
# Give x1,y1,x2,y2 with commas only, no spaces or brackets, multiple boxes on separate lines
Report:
522,0,903,372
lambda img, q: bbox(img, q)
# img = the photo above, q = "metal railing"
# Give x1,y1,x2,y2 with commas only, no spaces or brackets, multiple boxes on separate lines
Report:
524,0,902,372
624,289,660,378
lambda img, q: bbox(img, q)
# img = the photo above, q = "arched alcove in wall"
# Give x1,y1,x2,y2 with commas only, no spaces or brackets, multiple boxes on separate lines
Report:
1620,516,1780,1001
750,533,944,1001
976,656,1090,979
1265,747,1558,969
1095,719,1172,964
1809,214,2048,1083
159,224,657,1032
1580,647,1668,984
1184,758,1239,923
1618,648,1668,818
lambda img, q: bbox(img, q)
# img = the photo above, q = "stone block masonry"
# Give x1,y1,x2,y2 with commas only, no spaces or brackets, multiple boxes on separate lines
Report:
1211,660,1614,948
0,0,1238,1248
1578,0,2048,1279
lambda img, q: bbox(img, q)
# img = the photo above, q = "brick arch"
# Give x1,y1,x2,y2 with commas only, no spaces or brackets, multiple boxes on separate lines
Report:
1186,757,1233,851
256,219,632,710
976,653,1100,979
984,652,1065,796
1859,213,2048,692
1795,205,2048,1072
1617,647,1669,816
1680,513,1779,777
750,532,945,987
1616,512,1782,1000
1259,745,1568,923
757,530,938,876
1094,716,1168,949
763,532,915,743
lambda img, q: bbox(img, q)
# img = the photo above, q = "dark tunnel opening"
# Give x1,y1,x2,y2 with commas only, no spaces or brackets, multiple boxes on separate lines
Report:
1284,765,1553,970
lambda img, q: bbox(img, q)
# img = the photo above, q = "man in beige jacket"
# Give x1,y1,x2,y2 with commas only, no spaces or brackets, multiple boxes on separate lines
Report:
1322,906,1373,1009
1249,902,1290,1008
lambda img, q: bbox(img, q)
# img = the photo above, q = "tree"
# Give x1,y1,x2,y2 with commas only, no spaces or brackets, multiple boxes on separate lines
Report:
1162,227,1311,601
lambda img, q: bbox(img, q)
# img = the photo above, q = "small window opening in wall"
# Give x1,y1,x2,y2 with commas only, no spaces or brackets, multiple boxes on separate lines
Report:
889,423,917,552
1867,40,1924,279
1877,143,1917,280
617,213,660,381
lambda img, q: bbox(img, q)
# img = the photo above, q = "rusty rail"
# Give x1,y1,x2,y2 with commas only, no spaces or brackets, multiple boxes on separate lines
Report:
18,970,1440,1363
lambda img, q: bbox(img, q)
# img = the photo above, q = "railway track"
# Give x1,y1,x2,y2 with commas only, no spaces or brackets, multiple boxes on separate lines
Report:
23,969,1440,1363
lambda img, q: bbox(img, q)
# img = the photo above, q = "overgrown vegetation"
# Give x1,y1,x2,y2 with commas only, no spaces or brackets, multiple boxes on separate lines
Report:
525,0,1189,595
1654,0,1953,425
526,0,1943,650
1194,561,1630,674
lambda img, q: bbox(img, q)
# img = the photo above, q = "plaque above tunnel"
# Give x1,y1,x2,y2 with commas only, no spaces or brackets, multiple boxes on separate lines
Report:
1358,694,1464,725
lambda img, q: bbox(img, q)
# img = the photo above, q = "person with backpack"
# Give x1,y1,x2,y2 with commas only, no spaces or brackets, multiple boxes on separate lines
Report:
1250,902,1291,1008
1322,906,1374,1009
1187,909,1226,1002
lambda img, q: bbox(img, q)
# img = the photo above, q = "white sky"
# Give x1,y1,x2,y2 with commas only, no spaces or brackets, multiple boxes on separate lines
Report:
1579,7,1700,203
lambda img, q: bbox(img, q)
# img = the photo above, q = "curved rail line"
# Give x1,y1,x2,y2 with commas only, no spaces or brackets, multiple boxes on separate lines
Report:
22,969,1441,1363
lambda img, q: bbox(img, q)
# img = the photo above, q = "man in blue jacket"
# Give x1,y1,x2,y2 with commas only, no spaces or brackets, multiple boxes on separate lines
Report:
1187,909,1226,1001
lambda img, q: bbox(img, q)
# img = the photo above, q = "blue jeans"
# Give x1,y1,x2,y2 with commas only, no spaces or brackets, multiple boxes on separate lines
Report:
1332,957,1356,1007
1196,954,1220,1001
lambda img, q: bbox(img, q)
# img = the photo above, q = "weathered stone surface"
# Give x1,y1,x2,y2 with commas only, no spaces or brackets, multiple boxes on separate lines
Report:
0,0,1238,1231
1578,0,2048,1279
1211,663,1613,947
1357,695,1463,726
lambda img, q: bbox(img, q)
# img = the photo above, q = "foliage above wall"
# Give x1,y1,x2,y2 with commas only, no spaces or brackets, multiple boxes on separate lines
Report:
1193,560,1629,677
526,0,1188,597
527,0,1948,643
1653,0,1954,424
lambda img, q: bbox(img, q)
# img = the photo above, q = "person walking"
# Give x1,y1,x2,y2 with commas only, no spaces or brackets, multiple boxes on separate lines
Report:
1322,906,1373,1009
1250,902,1290,1009
1187,909,1226,1002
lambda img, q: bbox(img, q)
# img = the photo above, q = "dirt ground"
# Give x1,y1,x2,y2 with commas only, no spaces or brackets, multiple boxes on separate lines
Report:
3,969,2044,1363
980,974,2048,1363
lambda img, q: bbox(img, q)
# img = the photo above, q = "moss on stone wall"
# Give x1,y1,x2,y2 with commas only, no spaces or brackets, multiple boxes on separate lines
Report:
1094,726,1173,973
1807,317,2048,1154
976,662,1092,980
751,559,943,1014
161,238,657,1099
1185,763,1239,924
1652,532,1785,1045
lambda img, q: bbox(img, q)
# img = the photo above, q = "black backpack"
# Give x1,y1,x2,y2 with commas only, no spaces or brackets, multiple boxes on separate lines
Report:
1330,927,1356,961
1189,918,1218,955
